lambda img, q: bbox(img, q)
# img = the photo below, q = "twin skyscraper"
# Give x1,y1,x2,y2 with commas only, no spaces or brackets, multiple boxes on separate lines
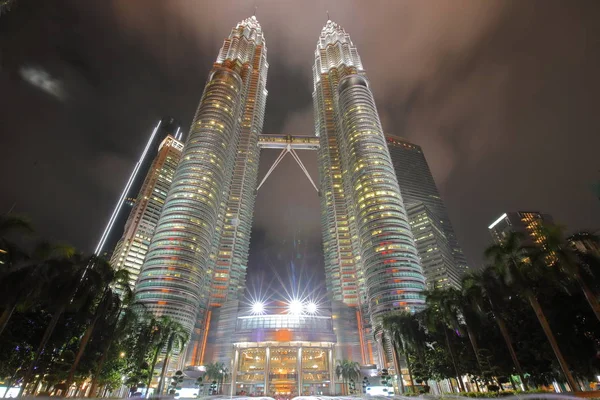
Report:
105,16,466,369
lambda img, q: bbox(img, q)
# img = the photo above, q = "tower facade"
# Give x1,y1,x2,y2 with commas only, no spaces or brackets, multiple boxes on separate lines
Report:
94,117,181,257
313,20,426,363
110,135,184,290
134,17,268,339
386,135,468,288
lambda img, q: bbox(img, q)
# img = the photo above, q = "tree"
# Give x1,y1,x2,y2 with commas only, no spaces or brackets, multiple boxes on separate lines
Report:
382,312,426,392
0,242,74,336
0,214,32,272
86,288,136,398
542,226,600,321
485,231,578,391
335,359,360,394
18,253,107,397
205,362,228,394
63,267,130,394
462,269,529,390
423,288,466,392
156,321,189,396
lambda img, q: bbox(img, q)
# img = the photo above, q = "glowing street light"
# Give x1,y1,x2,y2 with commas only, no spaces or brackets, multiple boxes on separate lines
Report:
288,299,304,315
251,301,265,315
306,301,318,314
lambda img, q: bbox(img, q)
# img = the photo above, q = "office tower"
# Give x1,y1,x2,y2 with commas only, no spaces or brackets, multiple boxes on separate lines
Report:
94,117,181,257
386,136,468,274
110,135,184,290
313,19,426,363
407,203,461,289
134,16,268,341
386,135,468,288
488,211,554,247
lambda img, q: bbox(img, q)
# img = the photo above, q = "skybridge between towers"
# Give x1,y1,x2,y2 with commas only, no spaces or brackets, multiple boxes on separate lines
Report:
256,134,320,194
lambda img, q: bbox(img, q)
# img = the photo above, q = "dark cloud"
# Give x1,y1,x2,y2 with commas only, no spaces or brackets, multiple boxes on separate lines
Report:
1,0,599,285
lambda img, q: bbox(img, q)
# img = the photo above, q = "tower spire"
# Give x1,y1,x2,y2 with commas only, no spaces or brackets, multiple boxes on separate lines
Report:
326,10,330,21
254,3,257,17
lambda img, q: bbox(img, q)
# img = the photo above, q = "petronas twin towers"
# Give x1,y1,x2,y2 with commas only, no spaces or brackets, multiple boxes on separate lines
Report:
134,16,426,366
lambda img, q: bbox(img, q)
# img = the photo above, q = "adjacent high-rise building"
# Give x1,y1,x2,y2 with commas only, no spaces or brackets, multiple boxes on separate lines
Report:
386,135,468,289
488,211,554,247
313,20,426,365
134,16,268,348
94,117,181,257
407,203,460,289
110,135,184,290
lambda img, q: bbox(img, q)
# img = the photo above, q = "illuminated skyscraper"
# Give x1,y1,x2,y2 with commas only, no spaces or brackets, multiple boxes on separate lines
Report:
110,135,184,290
313,20,426,364
134,16,268,348
94,117,181,257
133,17,426,375
386,135,468,289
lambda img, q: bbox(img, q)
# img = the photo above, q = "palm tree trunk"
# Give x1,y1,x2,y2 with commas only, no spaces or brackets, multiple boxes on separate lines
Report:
575,271,600,321
493,309,529,390
390,343,405,394
157,337,174,396
0,303,16,336
145,346,161,396
447,378,454,393
18,306,65,397
465,323,483,368
401,342,415,393
527,294,578,391
64,314,101,395
88,345,108,398
88,305,125,398
443,327,465,392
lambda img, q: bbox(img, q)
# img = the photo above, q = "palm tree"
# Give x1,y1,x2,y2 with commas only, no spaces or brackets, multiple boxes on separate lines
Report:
373,323,403,393
543,227,600,321
63,267,130,394
144,316,172,396
485,231,578,391
0,214,32,272
17,253,105,397
0,214,33,247
423,288,466,392
87,299,137,398
335,359,360,395
462,270,529,390
382,312,426,392
156,322,189,396
0,242,73,336
205,362,228,394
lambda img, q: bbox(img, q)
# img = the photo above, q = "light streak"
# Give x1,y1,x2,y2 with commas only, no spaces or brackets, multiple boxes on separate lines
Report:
93,120,162,255
488,213,508,230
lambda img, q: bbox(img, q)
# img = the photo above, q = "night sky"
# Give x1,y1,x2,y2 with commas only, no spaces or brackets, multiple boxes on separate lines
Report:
1,1,600,291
